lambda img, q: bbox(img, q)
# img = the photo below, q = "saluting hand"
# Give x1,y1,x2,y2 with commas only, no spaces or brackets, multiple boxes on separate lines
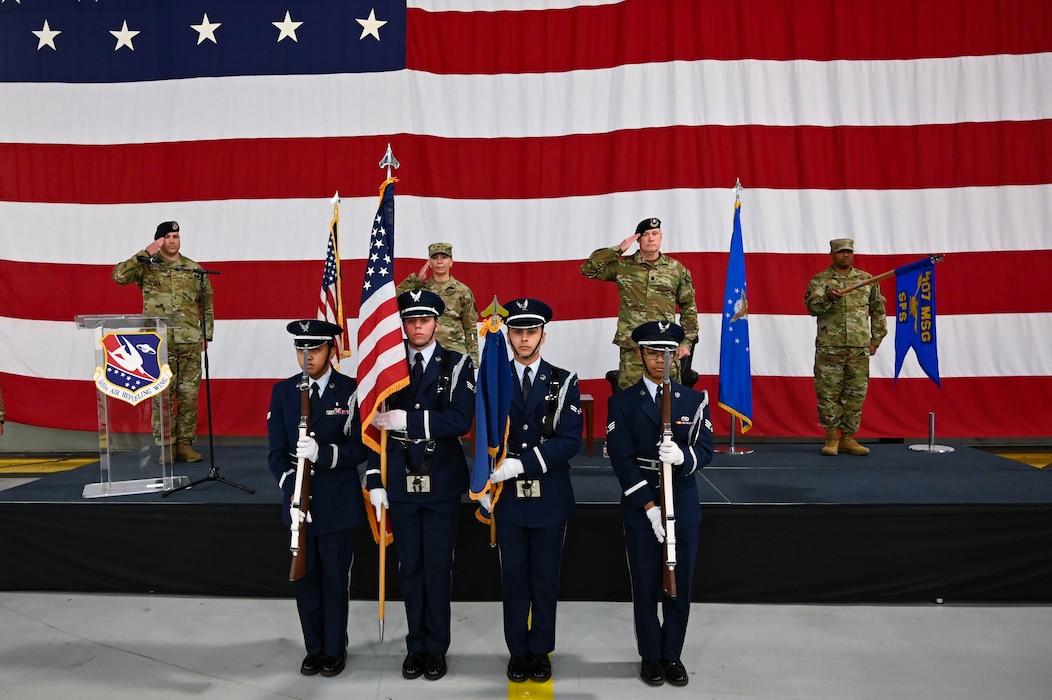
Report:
618,233,640,254
417,260,431,280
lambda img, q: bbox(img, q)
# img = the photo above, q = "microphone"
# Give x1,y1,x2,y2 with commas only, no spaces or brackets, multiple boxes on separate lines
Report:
137,255,157,265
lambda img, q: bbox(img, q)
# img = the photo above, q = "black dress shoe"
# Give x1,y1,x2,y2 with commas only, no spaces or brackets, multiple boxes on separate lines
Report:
528,653,552,682
424,653,447,681
640,659,665,686
402,651,425,679
320,653,346,677
662,659,688,686
507,655,529,682
300,653,324,676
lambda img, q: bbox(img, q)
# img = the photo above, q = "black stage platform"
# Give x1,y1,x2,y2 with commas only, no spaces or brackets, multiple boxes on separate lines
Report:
3,443,1051,603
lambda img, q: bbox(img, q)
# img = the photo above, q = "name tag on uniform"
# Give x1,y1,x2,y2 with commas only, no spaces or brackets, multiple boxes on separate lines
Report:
515,479,541,499
406,475,431,493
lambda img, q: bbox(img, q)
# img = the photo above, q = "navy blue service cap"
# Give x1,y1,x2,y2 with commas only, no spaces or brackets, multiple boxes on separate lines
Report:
631,320,684,349
635,217,661,235
154,221,179,240
287,319,343,350
398,289,445,318
504,298,552,329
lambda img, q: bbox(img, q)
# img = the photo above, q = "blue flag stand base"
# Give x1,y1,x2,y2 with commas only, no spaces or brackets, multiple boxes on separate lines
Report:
907,412,955,454
715,416,754,455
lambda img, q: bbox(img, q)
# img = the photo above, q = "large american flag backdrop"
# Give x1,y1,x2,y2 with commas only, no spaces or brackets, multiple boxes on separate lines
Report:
1,0,1050,439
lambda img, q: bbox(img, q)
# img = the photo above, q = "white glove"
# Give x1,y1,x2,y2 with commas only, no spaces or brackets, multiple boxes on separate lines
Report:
372,409,407,431
290,505,312,524
489,457,524,483
478,492,493,513
658,441,684,466
369,487,389,522
295,436,320,463
645,505,666,543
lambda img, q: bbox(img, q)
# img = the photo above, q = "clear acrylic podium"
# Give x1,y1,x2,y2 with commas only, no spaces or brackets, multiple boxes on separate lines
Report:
75,314,190,498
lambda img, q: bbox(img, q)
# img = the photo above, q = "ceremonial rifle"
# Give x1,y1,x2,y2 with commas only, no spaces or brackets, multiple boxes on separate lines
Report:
288,348,312,582
659,348,677,598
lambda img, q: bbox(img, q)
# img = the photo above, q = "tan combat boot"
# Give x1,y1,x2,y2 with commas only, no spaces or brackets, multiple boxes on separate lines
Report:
175,443,204,463
839,434,870,456
820,427,839,456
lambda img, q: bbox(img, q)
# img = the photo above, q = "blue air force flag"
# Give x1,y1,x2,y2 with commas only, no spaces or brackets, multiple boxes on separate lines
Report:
894,257,941,386
717,200,753,432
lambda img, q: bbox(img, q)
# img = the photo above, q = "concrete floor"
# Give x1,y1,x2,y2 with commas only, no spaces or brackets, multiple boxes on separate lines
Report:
1,593,1049,700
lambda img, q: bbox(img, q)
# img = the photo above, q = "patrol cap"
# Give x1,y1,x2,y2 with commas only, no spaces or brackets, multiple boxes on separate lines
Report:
428,242,453,258
287,319,343,350
631,320,684,350
154,221,179,240
398,289,445,318
830,238,854,253
635,217,661,235
504,298,552,329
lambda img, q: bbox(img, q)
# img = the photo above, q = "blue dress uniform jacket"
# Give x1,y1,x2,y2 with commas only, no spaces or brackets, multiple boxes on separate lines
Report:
605,379,714,664
498,360,582,527
495,360,582,659
365,343,475,657
266,369,367,659
365,344,474,501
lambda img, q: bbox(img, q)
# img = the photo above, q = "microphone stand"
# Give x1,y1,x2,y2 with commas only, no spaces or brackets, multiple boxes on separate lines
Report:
163,263,254,496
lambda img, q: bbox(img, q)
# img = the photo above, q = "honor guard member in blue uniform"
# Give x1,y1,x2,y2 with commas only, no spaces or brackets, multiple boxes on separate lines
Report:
483,298,582,683
605,321,714,688
266,320,368,678
366,290,475,682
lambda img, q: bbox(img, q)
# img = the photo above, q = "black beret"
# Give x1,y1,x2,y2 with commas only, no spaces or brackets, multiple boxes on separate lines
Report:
154,221,179,240
635,217,661,235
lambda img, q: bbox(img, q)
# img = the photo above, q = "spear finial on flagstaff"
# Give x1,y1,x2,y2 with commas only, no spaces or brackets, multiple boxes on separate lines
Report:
734,178,743,203
379,144,400,180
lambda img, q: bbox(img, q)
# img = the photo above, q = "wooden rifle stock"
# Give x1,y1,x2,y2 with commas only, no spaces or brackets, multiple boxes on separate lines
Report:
288,358,312,582
659,350,677,599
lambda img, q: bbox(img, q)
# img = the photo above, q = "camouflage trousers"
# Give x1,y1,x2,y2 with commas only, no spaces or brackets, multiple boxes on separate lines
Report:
153,342,202,446
618,347,681,390
814,347,870,435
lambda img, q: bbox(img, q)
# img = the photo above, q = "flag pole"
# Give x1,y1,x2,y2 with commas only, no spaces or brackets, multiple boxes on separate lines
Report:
330,192,351,361
715,178,754,455
376,143,400,644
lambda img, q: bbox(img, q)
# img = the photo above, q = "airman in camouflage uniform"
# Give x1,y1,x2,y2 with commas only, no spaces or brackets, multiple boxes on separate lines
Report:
112,221,214,462
396,242,479,363
804,238,887,456
580,217,699,389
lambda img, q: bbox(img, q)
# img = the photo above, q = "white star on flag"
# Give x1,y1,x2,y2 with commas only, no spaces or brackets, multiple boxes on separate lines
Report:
191,14,221,45
272,11,303,43
110,20,140,51
356,9,388,41
32,20,61,51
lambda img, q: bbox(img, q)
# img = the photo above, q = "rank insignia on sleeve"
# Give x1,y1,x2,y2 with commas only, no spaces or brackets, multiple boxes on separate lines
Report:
607,420,616,433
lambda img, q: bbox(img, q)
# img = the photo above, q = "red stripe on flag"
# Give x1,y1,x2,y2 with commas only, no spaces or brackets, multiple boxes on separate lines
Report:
407,0,1052,73
5,251,1052,324
4,122,1051,204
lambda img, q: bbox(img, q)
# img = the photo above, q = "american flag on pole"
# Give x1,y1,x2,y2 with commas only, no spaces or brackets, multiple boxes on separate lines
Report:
1,1,1050,440
317,204,347,361
357,179,409,454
